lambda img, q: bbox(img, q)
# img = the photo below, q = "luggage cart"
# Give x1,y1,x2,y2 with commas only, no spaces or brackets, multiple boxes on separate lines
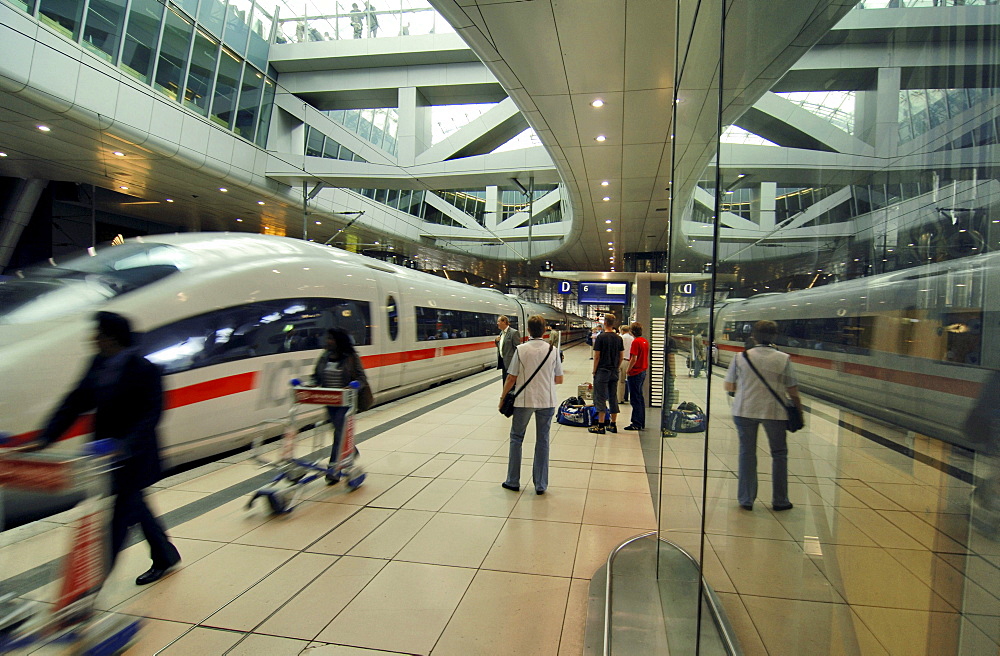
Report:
248,380,366,515
0,437,142,655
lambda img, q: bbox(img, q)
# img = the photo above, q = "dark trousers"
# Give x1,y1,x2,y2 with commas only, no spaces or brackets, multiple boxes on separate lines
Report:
110,487,179,569
326,406,351,465
627,371,646,428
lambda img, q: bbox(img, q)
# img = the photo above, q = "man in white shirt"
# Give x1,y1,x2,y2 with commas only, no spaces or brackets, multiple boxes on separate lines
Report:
618,324,634,403
499,315,564,494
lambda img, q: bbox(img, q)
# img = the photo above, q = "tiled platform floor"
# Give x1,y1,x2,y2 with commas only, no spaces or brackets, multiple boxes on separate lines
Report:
4,342,998,655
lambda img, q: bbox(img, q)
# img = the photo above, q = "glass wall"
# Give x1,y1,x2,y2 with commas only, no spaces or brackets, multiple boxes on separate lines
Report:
14,0,278,148
272,0,455,43
661,2,1000,653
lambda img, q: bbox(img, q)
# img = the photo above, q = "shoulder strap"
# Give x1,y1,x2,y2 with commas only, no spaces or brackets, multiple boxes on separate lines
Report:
742,351,786,405
512,344,553,399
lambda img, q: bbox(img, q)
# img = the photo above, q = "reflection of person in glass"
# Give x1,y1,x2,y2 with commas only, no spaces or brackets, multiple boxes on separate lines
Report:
33,312,181,585
365,2,379,37
349,3,364,39
724,320,802,512
964,370,1000,539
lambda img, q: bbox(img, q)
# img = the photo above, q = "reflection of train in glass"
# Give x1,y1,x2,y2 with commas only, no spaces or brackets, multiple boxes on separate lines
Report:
0,233,584,468
672,253,996,450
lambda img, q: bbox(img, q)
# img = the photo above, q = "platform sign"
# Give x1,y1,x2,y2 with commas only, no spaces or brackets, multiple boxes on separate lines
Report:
677,282,697,297
579,282,629,304
558,280,573,294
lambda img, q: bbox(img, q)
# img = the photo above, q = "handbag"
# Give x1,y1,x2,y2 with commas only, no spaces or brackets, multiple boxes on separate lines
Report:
742,352,804,432
500,344,553,417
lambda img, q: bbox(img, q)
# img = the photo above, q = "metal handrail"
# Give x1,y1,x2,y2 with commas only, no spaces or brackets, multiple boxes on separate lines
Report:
602,532,741,656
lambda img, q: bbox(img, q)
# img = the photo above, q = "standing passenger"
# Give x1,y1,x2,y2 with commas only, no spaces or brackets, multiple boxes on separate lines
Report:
624,322,649,431
499,315,563,494
33,312,181,585
349,3,364,38
723,320,802,512
692,330,707,378
365,2,379,37
590,313,623,434
495,315,520,385
617,324,633,403
313,328,369,484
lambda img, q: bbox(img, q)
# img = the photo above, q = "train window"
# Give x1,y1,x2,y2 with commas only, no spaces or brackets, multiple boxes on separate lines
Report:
141,297,371,374
414,306,497,341
0,243,190,324
387,296,398,341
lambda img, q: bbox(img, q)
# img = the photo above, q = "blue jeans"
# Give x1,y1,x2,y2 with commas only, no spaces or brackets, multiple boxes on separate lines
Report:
326,406,350,465
627,371,646,428
734,416,789,507
693,357,704,378
506,406,555,492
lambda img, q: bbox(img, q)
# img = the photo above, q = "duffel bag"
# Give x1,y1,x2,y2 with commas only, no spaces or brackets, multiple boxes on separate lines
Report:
558,399,597,427
665,402,707,433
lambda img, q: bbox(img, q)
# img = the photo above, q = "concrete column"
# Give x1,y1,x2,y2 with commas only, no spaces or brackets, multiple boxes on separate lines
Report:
485,185,499,229
268,106,303,154
0,179,47,270
754,181,777,230
854,89,879,147
397,86,431,166
875,67,901,159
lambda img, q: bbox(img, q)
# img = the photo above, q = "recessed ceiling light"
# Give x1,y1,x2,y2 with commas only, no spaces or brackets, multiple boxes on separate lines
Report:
37,125,50,132
608,242,613,245
315,221,321,225
601,181,609,186
257,201,265,205
608,247,613,251
591,99,604,108
0,152,7,157
119,186,128,190
219,187,228,192
113,151,124,157
236,218,243,222
605,219,612,224
165,198,174,202
603,197,610,202
606,228,612,232
595,135,606,142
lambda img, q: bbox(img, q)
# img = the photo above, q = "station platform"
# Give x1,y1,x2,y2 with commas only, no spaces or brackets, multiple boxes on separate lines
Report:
1,342,996,654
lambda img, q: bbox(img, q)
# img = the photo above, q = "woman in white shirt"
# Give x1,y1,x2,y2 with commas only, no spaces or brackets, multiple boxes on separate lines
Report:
723,320,803,512
499,315,564,494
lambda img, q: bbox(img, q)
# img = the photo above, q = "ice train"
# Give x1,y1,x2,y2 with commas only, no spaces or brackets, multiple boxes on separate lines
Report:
0,233,584,467
672,253,999,450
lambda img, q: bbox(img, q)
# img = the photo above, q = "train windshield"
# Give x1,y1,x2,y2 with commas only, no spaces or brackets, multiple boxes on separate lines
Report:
0,243,190,324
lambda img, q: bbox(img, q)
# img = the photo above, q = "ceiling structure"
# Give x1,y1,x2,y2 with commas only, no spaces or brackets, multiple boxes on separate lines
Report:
428,0,859,273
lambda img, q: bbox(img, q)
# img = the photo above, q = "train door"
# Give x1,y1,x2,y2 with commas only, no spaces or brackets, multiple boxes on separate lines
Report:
378,279,403,390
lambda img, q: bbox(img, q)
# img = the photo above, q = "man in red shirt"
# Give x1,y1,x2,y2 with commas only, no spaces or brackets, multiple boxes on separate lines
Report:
624,322,650,430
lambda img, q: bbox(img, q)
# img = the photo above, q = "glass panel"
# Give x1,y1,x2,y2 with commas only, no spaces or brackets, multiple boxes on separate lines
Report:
154,8,194,101
9,0,31,13
322,138,340,159
223,0,251,54
198,0,226,38
235,65,263,139
120,0,163,82
184,30,218,116
38,0,84,39
246,3,272,70
173,0,198,20
210,48,241,128
82,0,127,61
255,76,275,148
306,127,324,157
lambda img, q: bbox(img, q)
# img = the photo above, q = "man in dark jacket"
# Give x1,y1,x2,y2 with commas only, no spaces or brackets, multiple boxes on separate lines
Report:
36,311,180,585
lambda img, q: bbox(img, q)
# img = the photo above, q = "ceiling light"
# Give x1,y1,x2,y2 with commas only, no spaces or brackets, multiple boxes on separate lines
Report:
37,125,50,132
119,186,128,190
257,201,265,205
595,135,606,142
591,99,604,108
165,198,174,202
0,152,7,157
606,228,612,232
236,218,243,222
605,219,612,224
608,247,613,251
219,187,228,192
113,151,124,157
608,242,613,245
603,197,610,202
315,221,321,225
601,181,609,187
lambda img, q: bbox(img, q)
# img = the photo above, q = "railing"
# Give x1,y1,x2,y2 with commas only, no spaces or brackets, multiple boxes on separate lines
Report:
854,0,997,8
274,6,454,43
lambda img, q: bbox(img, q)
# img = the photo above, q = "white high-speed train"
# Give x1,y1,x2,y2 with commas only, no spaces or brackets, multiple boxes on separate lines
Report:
0,233,582,467
670,253,998,450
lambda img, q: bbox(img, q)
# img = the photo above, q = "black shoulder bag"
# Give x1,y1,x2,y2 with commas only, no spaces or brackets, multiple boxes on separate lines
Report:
500,344,553,417
742,351,804,432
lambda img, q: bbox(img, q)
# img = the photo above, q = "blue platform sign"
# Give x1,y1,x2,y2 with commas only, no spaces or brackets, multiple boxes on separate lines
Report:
579,282,629,304
677,282,697,297
558,281,573,294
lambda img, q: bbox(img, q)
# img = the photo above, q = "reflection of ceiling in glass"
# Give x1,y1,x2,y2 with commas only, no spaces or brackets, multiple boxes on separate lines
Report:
720,125,778,146
275,0,436,21
776,91,855,135
493,128,542,153
430,104,498,144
